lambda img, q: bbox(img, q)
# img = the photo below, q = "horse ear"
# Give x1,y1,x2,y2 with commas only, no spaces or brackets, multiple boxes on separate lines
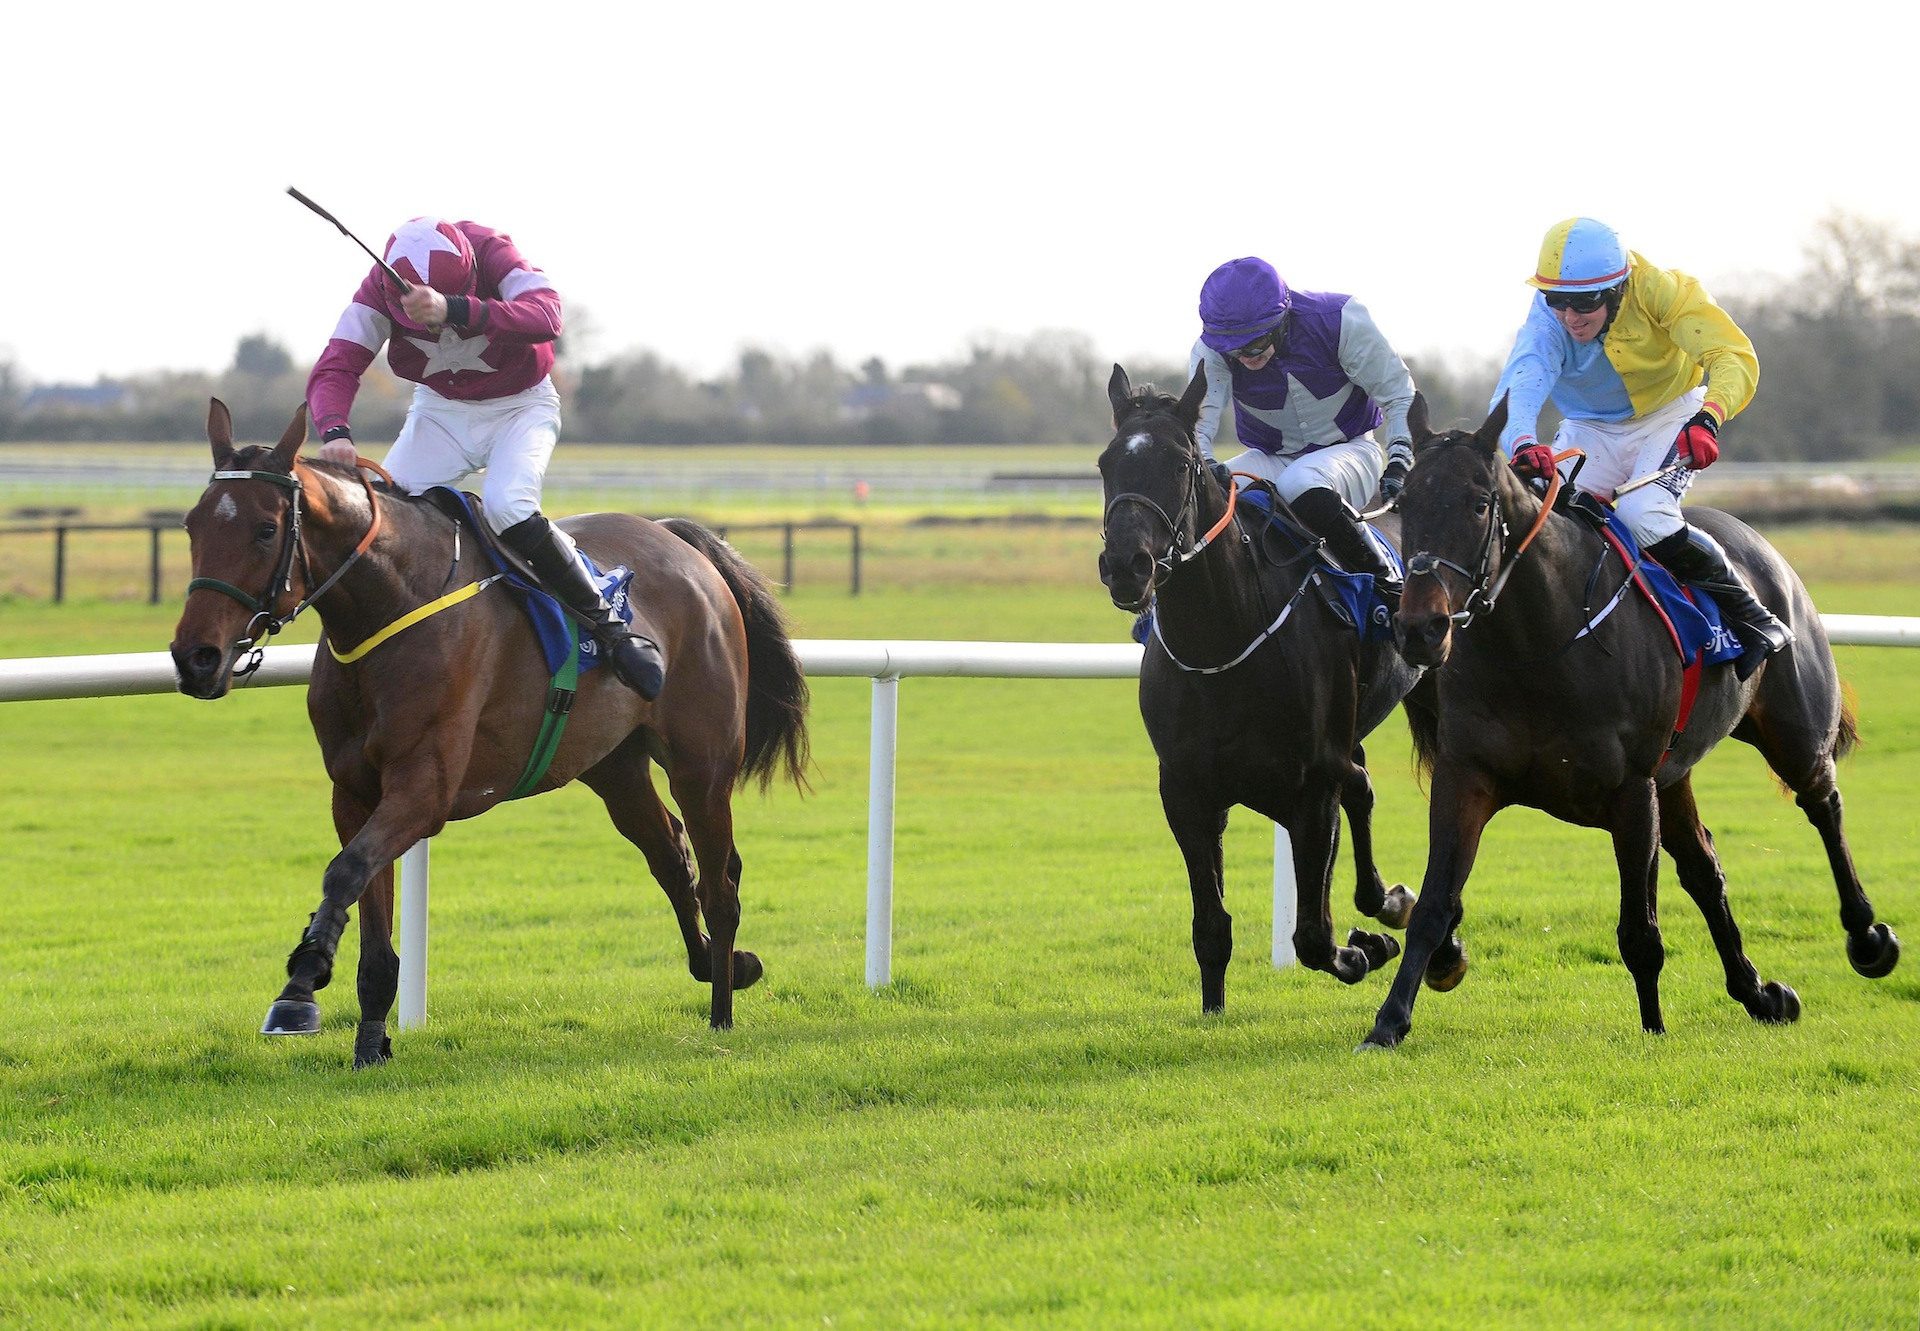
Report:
1408,392,1432,446
1176,363,1208,435
271,403,308,471
1108,364,1133,428
1477,392,1511,453
207,398,234,462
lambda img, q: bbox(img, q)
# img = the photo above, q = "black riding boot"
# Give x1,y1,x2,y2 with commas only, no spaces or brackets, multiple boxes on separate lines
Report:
1645,525,1793,681
1289,487,1401,609
500,514,666,701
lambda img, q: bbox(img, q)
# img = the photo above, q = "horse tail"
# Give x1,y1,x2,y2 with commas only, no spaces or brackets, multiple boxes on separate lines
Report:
1403,672,1440,791
1835,682,1861,762
660,518,812,793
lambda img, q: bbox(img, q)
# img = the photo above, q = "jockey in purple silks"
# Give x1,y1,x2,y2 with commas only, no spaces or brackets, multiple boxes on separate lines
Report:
1189,257,1415,600
307,216,663,700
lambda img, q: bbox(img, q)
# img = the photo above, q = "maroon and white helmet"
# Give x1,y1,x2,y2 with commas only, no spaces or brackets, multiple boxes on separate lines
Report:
382,216,476,299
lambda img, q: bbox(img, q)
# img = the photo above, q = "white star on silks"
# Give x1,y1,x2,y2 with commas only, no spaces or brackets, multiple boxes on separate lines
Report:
406,328,496,377
386,218,461,286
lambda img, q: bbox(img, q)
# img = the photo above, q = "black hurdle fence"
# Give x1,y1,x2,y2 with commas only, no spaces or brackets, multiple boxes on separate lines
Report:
0,512,862,603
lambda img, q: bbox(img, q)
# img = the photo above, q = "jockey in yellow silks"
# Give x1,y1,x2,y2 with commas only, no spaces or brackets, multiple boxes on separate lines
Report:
1492,217,1790,678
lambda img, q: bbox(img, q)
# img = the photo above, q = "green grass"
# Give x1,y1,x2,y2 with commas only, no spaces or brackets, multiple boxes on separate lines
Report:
1,536,1918,1327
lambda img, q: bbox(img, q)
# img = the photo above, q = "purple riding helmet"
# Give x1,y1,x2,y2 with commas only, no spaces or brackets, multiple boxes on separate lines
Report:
1198,257,1293,354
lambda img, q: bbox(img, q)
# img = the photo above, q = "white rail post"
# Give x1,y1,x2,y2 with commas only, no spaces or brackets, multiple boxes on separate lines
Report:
397,839,430,1029
865,674,900,988
1272,822,1296,969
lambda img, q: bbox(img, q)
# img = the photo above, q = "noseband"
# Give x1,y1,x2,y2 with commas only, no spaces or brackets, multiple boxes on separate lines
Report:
187,461,384,677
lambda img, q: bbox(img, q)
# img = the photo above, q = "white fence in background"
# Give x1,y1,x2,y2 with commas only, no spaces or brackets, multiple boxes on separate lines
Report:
4,615,1918,1030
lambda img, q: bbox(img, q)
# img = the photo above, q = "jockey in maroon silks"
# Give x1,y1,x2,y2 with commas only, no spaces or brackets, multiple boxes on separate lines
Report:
1189,256,1415,600
306,216,663,699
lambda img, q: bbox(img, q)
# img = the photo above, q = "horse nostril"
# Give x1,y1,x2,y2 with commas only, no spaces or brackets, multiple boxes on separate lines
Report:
1127,550,1154,584
189,645,223,676
1097,552,1114,585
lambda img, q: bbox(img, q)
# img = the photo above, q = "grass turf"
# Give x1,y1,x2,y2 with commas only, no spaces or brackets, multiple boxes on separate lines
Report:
0,531,1917,1328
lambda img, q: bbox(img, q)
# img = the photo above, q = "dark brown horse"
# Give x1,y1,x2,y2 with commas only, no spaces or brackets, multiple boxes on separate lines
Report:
1362,395,1899,1049
171,401,809,1066
1099,365,1421,1011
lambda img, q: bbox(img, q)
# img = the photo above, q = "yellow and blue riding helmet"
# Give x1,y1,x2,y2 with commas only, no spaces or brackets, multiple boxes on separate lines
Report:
1527,217,1629,292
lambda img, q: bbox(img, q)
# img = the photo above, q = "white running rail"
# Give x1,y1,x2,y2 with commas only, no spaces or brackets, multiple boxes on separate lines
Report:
4,614,1917,1028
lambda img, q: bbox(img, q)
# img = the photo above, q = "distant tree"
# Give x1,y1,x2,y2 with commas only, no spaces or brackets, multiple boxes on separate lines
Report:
1725,211,1920,459
231,333,294,379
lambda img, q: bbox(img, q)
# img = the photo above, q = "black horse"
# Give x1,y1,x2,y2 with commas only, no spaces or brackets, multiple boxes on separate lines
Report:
1098,365,1423,1010
1362,395,1900,1049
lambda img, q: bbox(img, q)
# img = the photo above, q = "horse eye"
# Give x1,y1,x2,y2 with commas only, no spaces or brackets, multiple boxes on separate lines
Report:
1472,499,1490,517
254,520,278,542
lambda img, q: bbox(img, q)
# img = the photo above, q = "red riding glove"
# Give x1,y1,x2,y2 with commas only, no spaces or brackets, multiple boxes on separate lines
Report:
1675,411,1720,469
1510,441,1556,481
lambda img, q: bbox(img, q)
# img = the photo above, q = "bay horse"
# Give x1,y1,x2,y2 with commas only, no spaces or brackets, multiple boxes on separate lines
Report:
1362,394,1900,1049
1098,365,1423,1011
170,400,809,1067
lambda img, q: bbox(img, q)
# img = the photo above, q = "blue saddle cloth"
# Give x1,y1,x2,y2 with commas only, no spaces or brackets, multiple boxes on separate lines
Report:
1601,511,1743,666
431,489,636,677
1131,487,1400,646
1239,487,1401,644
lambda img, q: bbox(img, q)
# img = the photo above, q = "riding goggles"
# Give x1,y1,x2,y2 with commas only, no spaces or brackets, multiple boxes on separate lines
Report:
1543,287,1615,314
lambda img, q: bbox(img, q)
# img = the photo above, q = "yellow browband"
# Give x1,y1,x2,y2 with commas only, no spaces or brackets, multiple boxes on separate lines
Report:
326,575,505,664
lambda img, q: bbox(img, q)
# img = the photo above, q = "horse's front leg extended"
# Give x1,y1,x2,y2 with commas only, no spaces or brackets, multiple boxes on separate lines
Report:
1161,770,1230,1012
1361,761,1497,1050
264,773,452,1045
1342,745,1415,930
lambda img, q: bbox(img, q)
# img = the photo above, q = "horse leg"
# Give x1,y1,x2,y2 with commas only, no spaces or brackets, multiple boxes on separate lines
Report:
1609,778,1666,1034
1288,783,1394,984
1739,658,1899,975
1657,776,1800,1023
582,740,712,982
261,784,397,1068
1799,783,1901,978
671,762,746,1029
1342,744,1415,930
1161,771,1231,1012
267,762,458,1052
1361,762,1497,1049
351,862,398,1068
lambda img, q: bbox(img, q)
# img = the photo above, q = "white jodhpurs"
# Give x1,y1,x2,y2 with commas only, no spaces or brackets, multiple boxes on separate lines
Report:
382,378,564,534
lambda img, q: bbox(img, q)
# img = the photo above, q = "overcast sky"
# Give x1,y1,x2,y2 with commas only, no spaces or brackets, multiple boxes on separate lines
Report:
4,1,1909,391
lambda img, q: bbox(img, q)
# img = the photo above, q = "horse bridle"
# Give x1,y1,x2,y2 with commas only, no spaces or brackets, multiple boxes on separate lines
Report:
1101,437,1237,581
1403,477,1508,630
187,461,384,677
1402,449,1574,631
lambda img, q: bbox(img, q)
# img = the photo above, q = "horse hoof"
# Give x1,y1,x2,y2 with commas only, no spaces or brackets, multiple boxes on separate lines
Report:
353,1022,392,1069
1848,923,1901,979
1357,1025,1404,1052
261,1000,321,1036
1375,885,1417,931
733,951,764,990
1424,944,1469,993
1753,981,1802,1024
1346,928,1401,972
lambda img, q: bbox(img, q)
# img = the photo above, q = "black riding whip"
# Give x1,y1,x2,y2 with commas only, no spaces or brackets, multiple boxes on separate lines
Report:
286,187,411,293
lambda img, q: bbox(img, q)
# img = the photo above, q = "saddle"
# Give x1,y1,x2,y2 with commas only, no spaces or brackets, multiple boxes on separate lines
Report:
421,488,635,678
1237,482,1400,643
